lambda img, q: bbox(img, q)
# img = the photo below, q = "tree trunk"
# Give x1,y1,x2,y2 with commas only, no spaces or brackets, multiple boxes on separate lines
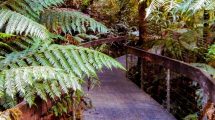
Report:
203,10,210,48
138,0,148,89
138,0,147,44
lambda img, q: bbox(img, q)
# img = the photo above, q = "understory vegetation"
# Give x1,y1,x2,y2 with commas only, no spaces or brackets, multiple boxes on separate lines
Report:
139,0,215,119
0,0,125,119
0,0,215,120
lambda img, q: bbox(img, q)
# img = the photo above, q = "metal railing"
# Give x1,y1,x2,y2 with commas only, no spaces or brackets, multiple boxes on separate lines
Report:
126,46,215,103
83,36,215,103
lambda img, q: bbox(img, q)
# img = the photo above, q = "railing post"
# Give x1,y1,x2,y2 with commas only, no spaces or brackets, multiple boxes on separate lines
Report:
87,78,91,91
131,54,133,66
72,93,76,120
140,58,144,89
126,48,128,77
166,69,171,112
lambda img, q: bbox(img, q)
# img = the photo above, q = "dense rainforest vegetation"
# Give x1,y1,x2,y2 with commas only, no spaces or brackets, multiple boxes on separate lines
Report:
0,0,214,120
0,0,125,119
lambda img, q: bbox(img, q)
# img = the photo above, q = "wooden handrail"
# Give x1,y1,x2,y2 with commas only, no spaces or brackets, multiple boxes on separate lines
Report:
81,37,215,103
126,46,215,103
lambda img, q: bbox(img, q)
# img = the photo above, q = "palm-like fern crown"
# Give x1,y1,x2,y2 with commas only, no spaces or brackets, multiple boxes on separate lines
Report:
145,0,215,18
0,0,124,109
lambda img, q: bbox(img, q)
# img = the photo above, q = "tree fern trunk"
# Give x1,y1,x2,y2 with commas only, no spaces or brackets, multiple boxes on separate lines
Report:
138,0,148,89
138,0,147,45
202,10,210,48
81,0,94,14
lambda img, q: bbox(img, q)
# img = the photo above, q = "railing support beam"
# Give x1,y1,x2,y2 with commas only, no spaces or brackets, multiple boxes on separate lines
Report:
166,69,171,112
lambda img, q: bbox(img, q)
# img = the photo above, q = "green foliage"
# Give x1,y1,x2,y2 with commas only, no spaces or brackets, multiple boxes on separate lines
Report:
183,113,198,120
41,8,108,34
0,1,108,41
93,0,139,26
145,0,179,18
0,9,49,39
145,0,215,18
0,41,16,55
0,33,16,39
0,66,81,106
51,94,77,116
0,0,64,18
147,28,200,61
0,0,124,117
207,44,215,62
0,44,125,78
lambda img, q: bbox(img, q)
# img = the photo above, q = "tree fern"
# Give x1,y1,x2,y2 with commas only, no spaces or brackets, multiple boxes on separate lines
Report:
145,0,215,18
0,0,65,18
189,0,207,12
0,66,81,106
40,8,108,34
0,44,125,78
0,9,49,39
145,0,179,18
0,0,124,115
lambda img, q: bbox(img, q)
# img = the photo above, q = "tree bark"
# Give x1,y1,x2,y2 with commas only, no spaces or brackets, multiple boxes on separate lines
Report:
203,10,210,48
138,0,147,44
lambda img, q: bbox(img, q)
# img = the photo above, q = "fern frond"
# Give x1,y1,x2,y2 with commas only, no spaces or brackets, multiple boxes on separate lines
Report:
0,45,125,78
145,0,179,18
146,0,215,17
0,33,16,39
0,66,81,106
0,41,16,54
0,9,49,39
40,8,108,34
0,0,64,18
0,95,17,109
189,0,210,12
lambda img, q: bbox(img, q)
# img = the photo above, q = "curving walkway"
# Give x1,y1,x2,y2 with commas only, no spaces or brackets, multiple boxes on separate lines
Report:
84,55,176,120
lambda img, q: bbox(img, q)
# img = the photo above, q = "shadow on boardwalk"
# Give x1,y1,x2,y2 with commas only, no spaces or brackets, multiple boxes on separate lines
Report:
84,56,176,120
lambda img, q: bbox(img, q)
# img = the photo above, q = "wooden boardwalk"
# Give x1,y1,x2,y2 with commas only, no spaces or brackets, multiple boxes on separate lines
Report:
84,56,176,120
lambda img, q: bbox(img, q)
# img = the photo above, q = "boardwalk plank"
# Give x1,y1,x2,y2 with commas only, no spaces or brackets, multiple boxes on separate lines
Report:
84,56,176,120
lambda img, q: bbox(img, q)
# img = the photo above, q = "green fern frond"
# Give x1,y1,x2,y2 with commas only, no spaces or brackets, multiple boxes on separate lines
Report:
0,0,64,18
145,0,179,18
207,44,215,62
51,95,74,116
188,0,211,12
0,45,125,78
0,95,17,109
40,8,108,34
0,36,52,57
146,0,215,17
0,41,16,54
0,9,49,39
0,66,81,106
0,33,16,39
0,56,4,59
